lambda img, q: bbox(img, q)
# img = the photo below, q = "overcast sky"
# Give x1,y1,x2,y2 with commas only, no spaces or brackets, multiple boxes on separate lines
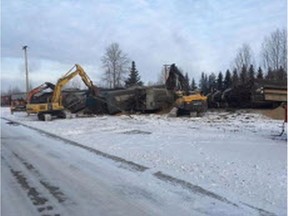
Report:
1,0,287,92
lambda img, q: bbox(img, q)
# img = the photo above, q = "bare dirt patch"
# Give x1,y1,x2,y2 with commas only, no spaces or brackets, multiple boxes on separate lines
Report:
259,106,286,120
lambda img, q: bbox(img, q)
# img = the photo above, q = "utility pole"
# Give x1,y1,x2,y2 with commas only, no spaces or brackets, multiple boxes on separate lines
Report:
163,64,170,81
22,45,29,94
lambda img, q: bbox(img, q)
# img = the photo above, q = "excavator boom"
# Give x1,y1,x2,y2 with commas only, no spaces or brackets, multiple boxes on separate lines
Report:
165,64,207,117
52,64,97,103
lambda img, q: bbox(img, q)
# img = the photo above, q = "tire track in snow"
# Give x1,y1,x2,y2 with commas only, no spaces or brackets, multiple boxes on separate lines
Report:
240,202,277,216
12,151,67,204
1,151,61,216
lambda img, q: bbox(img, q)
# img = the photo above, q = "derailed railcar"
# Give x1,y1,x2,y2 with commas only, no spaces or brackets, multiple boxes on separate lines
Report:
1,95,11,106
134,87,174,112
10,93,27,114
223,84,252,108
102,88,137,114
251,80,287,107
90,86,175,114
208,79,287,109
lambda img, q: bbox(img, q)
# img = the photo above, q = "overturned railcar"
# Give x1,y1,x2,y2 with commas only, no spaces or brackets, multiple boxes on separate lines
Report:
134,87,174,112
251,80,287,107
208,79,287,109
94,86,174,114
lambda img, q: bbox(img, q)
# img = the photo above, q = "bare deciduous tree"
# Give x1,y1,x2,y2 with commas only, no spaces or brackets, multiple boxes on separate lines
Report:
101,43,129,88
261,28,287,71
233,43,254,72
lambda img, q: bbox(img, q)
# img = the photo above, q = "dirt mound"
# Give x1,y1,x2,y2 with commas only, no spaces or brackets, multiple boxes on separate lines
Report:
261,106,286,120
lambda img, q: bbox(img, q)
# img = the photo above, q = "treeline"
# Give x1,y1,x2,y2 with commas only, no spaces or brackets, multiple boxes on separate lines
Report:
198,65,287,95
189,28,287,94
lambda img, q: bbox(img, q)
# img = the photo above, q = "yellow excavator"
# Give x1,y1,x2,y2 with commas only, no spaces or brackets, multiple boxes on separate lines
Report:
174,91,207,116
166,64,207,117
26,64,98,121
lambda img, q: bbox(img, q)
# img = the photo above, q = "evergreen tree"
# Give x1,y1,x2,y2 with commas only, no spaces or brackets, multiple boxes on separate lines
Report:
125,61,143,87
217,71,223,91
265,67,287,81
265,67,274,80
184,73,190,90
204,74,209,94
275,66,287,81
240,65,248,84
224,69,232,89
208,73,216,91
248,64,255,83
199,72,205,92
199,72,209,94
232,68,239,86
256,67,264,79
191,78,197,91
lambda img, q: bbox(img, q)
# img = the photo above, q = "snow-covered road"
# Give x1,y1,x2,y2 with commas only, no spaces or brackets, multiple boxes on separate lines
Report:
1,107,286,215
1,118,266,216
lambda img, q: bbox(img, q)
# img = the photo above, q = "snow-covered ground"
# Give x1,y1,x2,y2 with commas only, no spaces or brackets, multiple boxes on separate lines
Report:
1,107,287,215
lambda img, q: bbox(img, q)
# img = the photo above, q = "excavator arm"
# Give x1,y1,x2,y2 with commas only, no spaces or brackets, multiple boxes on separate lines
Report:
27,82,55,104
165,64,207,117
51,64,98,104
165,64,190,95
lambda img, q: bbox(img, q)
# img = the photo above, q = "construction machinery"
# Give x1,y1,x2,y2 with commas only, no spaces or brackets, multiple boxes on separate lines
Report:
166,64,207,117
174,91,207,116
26,82,55,104
10,93,27,114
26,64,98,121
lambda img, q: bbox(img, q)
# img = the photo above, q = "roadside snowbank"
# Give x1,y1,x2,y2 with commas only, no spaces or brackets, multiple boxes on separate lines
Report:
1,108,286,215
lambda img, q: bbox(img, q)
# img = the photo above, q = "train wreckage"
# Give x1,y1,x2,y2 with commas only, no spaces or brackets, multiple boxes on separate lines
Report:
5,63,287,121
10,64,207,120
